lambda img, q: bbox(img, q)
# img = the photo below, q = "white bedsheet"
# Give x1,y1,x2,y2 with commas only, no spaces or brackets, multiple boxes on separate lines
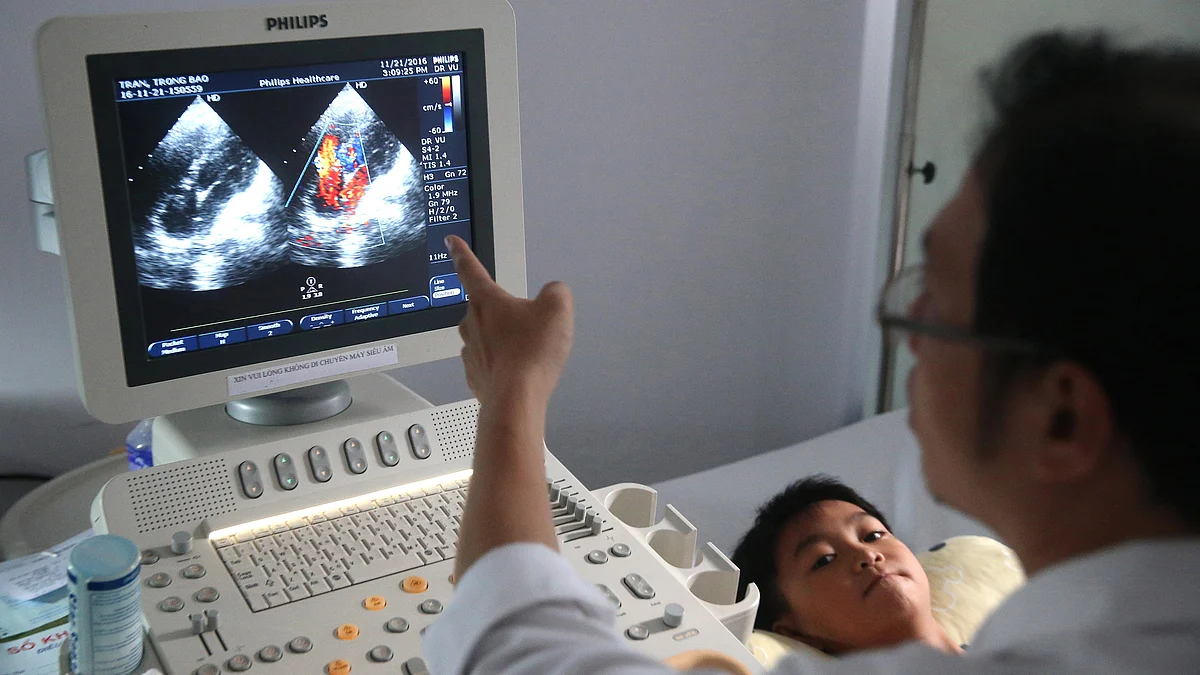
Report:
650,410,994,556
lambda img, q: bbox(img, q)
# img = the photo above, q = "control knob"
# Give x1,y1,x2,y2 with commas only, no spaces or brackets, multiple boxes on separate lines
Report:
171,531,193,555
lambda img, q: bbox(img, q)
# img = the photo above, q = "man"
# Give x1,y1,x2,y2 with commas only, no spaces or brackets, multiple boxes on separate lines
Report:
731,476,963,655
424,32,1200,674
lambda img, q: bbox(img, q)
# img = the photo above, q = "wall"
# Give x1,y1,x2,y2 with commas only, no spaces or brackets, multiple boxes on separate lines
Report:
0,0,878,488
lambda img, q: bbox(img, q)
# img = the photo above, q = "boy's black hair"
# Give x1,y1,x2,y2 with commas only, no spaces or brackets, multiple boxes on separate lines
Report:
731,475,890,631
970,32,1200,527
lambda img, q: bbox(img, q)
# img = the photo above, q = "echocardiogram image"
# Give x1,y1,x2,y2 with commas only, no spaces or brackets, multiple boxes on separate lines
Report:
290,85,426,268
130,97,290,291
124,83,426,293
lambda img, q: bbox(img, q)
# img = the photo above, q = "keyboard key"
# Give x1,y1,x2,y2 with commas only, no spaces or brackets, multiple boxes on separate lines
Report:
346,566,388,584
306,578,332,595
284,583,311,601
390,552,423,573
264,589,289,607
245,591,269,612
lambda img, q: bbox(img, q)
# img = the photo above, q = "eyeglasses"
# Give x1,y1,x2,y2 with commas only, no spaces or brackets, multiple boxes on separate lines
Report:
875,264,1044,354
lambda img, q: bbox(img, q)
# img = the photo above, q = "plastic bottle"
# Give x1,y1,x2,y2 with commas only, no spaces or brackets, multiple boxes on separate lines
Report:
124,419,153,471
67,534,143,675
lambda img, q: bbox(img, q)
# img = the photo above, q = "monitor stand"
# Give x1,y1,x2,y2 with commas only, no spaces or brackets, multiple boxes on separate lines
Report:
226,380,353,426
150,373,434,465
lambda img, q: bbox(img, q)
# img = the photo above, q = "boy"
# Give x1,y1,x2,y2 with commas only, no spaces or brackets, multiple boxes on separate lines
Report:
732,475,962,655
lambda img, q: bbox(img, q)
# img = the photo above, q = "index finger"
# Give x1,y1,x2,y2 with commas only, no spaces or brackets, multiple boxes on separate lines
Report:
445,235,500,298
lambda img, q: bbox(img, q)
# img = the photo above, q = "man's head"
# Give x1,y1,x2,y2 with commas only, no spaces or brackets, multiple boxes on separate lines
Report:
900,33,1200,563
732,476,935,654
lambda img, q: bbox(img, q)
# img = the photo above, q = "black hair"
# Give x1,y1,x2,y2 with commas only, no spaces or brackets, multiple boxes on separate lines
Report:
971,32,1200,528
731,475,890,631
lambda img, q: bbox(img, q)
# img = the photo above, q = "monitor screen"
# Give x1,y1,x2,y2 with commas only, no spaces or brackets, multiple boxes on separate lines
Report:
86,30,493,387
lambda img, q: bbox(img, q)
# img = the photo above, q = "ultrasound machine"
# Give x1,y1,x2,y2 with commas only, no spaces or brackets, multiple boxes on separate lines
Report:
35,2,762,672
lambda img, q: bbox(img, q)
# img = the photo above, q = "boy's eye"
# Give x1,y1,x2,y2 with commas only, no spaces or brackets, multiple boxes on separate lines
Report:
864,531,886,543
811,554,834,571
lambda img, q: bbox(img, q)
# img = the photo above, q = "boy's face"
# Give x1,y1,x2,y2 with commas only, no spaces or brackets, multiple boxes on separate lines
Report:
771,500,933,653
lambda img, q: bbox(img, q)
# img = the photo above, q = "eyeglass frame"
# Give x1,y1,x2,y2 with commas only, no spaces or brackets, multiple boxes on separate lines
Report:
875,263,1046,355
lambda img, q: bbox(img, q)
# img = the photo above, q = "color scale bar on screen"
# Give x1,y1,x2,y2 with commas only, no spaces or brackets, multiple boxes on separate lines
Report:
441,75,455,133
451,75,462,130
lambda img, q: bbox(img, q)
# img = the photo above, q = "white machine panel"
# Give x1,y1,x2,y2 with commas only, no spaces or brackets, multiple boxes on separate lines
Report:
93,400,762,674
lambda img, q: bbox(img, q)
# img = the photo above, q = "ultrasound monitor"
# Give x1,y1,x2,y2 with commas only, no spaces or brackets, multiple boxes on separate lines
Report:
36,0,525,427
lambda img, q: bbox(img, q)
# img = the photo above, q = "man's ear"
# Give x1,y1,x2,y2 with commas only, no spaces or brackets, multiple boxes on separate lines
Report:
1031,362,1114,483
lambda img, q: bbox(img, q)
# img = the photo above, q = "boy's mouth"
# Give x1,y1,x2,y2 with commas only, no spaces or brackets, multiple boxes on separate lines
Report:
864,571,902,596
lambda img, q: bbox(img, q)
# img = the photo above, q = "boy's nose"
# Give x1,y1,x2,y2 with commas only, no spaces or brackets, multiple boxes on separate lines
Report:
858,549,884,569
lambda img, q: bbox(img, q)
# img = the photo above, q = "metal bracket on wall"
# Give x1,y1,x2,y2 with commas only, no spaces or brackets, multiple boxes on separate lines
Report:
26,149,60,256
907,160,936,185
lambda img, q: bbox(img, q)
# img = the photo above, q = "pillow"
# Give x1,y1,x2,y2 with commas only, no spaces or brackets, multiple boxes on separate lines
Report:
918,534,1025,647
747,535,1025,668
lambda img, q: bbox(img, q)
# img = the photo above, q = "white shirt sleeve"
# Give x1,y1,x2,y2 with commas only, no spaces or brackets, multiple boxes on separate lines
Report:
422,543,723,674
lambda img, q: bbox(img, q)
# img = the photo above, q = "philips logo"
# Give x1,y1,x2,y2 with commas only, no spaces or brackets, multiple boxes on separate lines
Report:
266,14,329,30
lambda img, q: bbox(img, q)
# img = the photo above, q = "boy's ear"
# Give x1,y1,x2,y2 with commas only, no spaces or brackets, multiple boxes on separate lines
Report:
773,615,850,655
772,616,830,653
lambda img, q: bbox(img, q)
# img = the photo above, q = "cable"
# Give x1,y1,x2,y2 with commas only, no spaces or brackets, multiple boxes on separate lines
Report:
0,473,54,482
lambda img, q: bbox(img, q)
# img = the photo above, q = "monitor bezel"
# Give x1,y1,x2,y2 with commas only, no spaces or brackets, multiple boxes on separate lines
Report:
37,1,526,423
87,30,492,387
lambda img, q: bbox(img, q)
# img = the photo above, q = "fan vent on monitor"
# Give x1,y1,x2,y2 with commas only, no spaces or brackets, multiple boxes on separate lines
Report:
432,401,479,462
128,459,238,534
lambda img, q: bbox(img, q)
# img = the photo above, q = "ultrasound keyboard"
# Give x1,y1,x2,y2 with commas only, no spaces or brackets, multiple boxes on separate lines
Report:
213,479,469,611
93,399,762,674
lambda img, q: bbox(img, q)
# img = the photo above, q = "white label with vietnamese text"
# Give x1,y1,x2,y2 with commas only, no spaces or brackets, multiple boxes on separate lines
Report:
227,345,398,396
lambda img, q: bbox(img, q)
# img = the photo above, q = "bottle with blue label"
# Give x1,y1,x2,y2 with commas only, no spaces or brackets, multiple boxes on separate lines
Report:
67,534,144,674
124,419,153,471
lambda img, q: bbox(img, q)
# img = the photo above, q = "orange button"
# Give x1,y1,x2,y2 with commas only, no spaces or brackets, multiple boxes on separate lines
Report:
327,658,352,675
336,623,359,640
448,572,457,585
363,595,387,611
401,576,428,594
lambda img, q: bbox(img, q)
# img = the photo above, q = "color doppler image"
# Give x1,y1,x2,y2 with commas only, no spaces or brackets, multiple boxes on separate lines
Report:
290,85,425,269
125,81,425,292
